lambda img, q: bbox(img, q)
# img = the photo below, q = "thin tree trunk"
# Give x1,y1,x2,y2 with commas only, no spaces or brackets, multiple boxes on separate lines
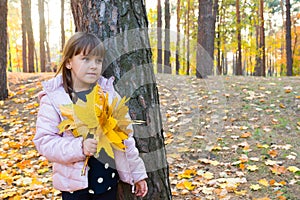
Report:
280,0,285,76
45,40,51,65
260,0,265,76
61,0,65,52
216,0,221,75
7,34,12,72
164,0,171,74
0,0,8,100
175,0,181,75
70,1,172,199
24,0,35,73
285,0,293,76
236,0,242,75
21,0,27,72
186,0,190,75
157,0,162,73
39,0,46,72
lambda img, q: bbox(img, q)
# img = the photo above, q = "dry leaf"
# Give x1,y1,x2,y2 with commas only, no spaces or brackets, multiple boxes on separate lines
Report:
258,179,269,187
287,166,300,173
247,165,259,172
250,184,261,190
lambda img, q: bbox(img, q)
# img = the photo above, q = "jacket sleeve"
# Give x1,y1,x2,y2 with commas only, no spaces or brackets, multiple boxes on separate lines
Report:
34,94,86,164
124,128,148,183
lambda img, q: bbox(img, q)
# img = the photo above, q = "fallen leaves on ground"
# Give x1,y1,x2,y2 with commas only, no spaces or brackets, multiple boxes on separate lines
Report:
158,74,300,200
1,73,299,199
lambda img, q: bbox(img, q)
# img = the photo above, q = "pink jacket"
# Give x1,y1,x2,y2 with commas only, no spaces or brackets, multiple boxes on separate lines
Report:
34,75,147,192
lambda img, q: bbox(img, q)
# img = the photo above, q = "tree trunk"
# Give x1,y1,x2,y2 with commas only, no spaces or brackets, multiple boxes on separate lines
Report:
259,0,265,76
164,0,171,74
21,0,27,72
70,1,172,199
0,0,8,100
215,0,221,75
175,0,181,75
186,0,190,75
236,0,242,75
196,0,215,78
280,0,285,76
61,0,65,52
285,0,293,76
24,0,35,73
39,0,46,72
157,0,162,73
254,0,265,76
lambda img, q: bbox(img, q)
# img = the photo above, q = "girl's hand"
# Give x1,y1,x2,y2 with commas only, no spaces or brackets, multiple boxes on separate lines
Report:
82,138,97,156
134,179,148,197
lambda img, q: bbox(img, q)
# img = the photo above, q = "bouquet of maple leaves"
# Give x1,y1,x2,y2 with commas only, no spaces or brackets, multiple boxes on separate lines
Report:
57,84,132,175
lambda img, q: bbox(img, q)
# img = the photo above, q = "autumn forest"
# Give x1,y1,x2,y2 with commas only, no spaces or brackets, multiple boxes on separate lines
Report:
0,0,299,200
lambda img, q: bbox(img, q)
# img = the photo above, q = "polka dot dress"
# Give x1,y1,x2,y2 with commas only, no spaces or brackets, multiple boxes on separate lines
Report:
87,149,119,194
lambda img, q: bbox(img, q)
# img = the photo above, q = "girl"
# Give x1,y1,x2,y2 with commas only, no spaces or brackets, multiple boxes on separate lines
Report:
34,32,148,200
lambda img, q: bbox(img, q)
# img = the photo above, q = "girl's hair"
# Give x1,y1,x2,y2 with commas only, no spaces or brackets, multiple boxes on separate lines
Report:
56,32,105,97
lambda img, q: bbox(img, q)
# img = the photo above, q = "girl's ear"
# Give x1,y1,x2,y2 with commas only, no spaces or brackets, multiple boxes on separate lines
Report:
66,60,72,69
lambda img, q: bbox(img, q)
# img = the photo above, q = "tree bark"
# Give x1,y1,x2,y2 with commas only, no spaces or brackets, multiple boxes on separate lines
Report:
186,0,190,75
24,0,35,73
236,0,242,75
196,0,215,78
175,0,180,75
285,0,293,76
70,0,172,199
61,0,65,52
39,0,46,72
164,0,171,74
0,0,8,100
157,0,162,73
259,0,265,76
21,0,27,72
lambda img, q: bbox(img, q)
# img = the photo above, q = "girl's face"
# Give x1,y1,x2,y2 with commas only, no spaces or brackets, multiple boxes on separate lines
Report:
68,52,103,92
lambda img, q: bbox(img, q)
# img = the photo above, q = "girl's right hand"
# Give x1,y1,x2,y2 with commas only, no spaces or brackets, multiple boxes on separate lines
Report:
83,138,97,156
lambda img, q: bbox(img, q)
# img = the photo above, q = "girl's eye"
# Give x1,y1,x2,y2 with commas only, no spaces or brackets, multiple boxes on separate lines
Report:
82,57,89,61
96,59,103,64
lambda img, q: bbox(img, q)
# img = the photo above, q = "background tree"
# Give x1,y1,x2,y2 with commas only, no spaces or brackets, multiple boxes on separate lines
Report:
70,0,172,199
285,0,293,76
0,0,8,100
196,0,216,78
186,0,190,75
236,0,242,75
61,0,65,53
175,0,181,75
21,0,27,72
38,0,46,72
164,0,171,74
254,0,265,76
22,0,35,73
157,0,162,73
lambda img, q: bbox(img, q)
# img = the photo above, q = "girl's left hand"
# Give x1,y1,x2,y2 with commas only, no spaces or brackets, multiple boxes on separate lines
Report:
134,179,148,197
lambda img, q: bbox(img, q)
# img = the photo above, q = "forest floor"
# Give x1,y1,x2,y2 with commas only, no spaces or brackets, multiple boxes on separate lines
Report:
0,72,299,200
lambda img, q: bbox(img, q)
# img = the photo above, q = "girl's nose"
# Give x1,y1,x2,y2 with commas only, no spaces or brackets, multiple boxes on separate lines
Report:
89,60,97,69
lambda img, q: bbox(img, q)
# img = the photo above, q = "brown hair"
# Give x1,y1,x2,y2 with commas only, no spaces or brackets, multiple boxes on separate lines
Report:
56,32,105,98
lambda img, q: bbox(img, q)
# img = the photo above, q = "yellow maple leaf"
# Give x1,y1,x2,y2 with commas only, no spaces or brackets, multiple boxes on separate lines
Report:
258,179,269,187
250,184,261,190
203,172,214,180
58,84,131,165
73,86,99,129
234,190,247,196
247,165,259,172
183,181,195,191
287,166,300,173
